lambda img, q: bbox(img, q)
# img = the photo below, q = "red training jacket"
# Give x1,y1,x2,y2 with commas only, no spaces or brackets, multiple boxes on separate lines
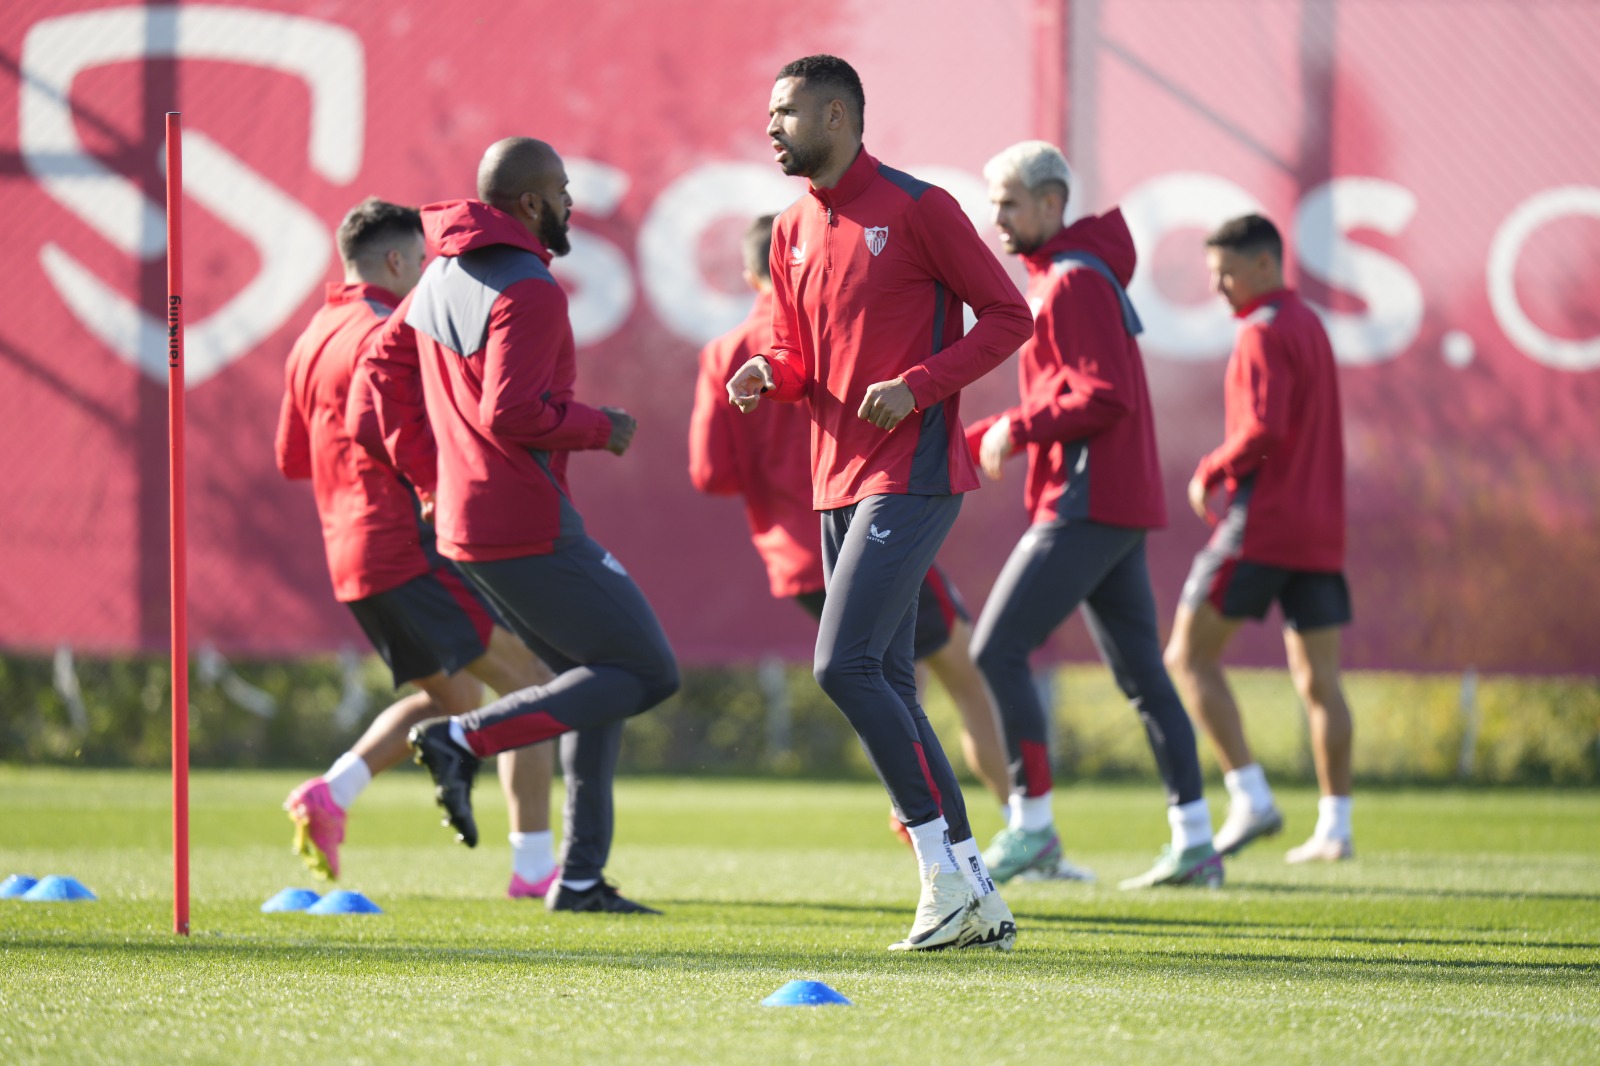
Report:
764,147,1032,509
274,283,430,602
366,200,614,562
688,290,824,598
964,210,1167,529
1196,288,1345,571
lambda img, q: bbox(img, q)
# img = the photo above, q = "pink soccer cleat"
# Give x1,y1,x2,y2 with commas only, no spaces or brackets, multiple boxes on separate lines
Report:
507,869,560,900
285,778,347,881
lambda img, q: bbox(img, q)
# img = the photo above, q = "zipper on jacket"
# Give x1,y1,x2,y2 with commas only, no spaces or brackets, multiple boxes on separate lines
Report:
825,206,834,269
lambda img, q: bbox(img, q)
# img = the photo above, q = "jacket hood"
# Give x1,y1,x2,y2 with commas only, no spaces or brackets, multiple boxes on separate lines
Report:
1028,208,1137,286
421,199,551,262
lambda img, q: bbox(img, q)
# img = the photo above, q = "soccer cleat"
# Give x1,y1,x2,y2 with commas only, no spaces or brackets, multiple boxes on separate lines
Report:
507,869,560,900
545,879,662,914
1285,836,1354,863
284,777,346,881
888,808,913,849
955,890,1018,951
1213,803,1284,857
408,717,481,848
888,864,979,951
1118,843,1224,889
981,826,1064,884
1017,854,1098,883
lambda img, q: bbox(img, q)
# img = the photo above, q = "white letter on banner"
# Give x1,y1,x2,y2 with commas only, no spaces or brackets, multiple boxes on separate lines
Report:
1487,186,1600,372
1121,172,1263,361
1294,178,1423,365
20,5,363,385
555,160,635,348
638,163,799,344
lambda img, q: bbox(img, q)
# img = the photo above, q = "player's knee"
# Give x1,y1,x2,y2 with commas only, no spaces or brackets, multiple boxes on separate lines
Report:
639,648,680,707
1162,638,1192,678
813,651,867,703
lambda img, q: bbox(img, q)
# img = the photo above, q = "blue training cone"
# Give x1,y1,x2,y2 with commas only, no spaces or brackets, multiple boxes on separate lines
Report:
261,888,322,913
21,876,96,902
306,889,382,915
762,980,852,1007
1,875,39,899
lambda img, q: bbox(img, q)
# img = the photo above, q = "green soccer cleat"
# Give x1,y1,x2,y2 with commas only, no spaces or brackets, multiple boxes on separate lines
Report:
982,826,1064,884
1118,843,1225,890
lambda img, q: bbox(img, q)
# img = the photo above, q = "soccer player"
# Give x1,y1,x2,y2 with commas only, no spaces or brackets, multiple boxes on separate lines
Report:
965,142,1221,890
688,214,1012,820
728,55,1033,951
274,197,562,899
1163,213,1356,863
365,138,680,914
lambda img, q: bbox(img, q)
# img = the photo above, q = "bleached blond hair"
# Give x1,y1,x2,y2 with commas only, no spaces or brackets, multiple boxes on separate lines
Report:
983,140,1074,206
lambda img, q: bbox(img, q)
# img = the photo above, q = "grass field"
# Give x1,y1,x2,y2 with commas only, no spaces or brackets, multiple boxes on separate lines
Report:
3,767,1597,1064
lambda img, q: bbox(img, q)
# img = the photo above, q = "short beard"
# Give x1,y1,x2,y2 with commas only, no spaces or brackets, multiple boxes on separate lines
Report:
779,137,830,179
538,209,571,257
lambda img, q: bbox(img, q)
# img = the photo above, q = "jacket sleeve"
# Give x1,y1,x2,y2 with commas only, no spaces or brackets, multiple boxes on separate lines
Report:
897,188,1032,409
963,413,1000,464
1006,271,1133,448
761,220,812,403
352,304,437,495
478,279,614,450
1195,324,1290,489
274,375,311,480
688,340,743,495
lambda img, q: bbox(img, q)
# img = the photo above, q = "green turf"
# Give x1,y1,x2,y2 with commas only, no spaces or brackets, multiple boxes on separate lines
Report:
2,768,1597,1065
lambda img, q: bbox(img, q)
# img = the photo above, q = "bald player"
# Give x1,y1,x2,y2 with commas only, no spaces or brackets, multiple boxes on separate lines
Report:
363,139,679,914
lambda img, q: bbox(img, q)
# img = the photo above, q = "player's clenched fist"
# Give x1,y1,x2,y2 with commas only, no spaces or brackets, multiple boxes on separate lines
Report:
601,406,637,456
857,377,915,430
727,356,774,413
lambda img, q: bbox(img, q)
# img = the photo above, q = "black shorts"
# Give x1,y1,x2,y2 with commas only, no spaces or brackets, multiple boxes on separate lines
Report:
793,562,970,660
1180,551,1352,631
346,563,501,686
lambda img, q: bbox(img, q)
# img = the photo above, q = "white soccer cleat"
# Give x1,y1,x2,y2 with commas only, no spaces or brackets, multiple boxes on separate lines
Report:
1214,803,1284,857
955,890,1018,952
1285,835,1354,863
887,864,978,952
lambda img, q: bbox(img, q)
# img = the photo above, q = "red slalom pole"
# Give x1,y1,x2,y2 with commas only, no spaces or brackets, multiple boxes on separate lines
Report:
166,112,190,937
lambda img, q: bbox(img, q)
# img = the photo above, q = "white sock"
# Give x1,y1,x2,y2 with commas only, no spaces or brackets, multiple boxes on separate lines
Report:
1007,791,1054,833
323,751,371,811
907,816,960,881
560,877,598,892
950,836,996,896
447,718,473,752
509,831,556,883
1223,763,1275,815
1313,795,1353,841
1168,798,1213,851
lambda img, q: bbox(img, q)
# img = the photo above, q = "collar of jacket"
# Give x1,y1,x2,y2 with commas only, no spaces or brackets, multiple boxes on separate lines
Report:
808,144,878,212
325,281,401,307
1235,287,1292,319
422,199,554,264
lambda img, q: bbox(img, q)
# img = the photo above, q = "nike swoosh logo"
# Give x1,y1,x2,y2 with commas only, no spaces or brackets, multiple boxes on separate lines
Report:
907,904,969,945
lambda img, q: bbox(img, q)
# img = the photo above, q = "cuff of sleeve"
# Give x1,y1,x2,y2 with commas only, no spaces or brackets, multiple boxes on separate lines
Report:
589,410,614,449
1004,408,1029,448
900,365,937,410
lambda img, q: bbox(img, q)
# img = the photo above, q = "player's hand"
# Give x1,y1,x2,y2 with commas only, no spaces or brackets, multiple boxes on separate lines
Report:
727,357,774,413
979,417,1014,480
417,489,436,525
1188,475,1218,524
601,406,637,456
858,378,915,430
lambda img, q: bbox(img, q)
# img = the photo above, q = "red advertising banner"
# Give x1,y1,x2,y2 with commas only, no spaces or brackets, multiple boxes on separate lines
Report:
2,0,1597,672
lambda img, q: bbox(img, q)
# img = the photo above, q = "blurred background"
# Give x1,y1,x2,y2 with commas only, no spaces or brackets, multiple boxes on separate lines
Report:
2,0,1596,782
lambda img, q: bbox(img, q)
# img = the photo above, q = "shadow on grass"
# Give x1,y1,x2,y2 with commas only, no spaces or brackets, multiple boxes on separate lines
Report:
1225,881,1600,904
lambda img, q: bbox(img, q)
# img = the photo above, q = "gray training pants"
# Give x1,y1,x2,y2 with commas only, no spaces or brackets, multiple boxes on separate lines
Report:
815,492,974,842
969,519,1204,808
457,535,680,882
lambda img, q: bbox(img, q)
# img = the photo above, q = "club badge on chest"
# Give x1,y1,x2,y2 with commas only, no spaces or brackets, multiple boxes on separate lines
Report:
864,226,889,256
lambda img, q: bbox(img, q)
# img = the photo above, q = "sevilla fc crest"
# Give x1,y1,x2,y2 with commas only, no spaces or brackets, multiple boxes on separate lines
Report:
864,226,889,256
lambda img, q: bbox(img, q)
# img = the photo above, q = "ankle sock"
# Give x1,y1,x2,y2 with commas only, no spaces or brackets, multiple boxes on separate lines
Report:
509,830,556,883
1223,763,1274,815
1007,791,1054,833
323,751,371,811
1168,798,1213,851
